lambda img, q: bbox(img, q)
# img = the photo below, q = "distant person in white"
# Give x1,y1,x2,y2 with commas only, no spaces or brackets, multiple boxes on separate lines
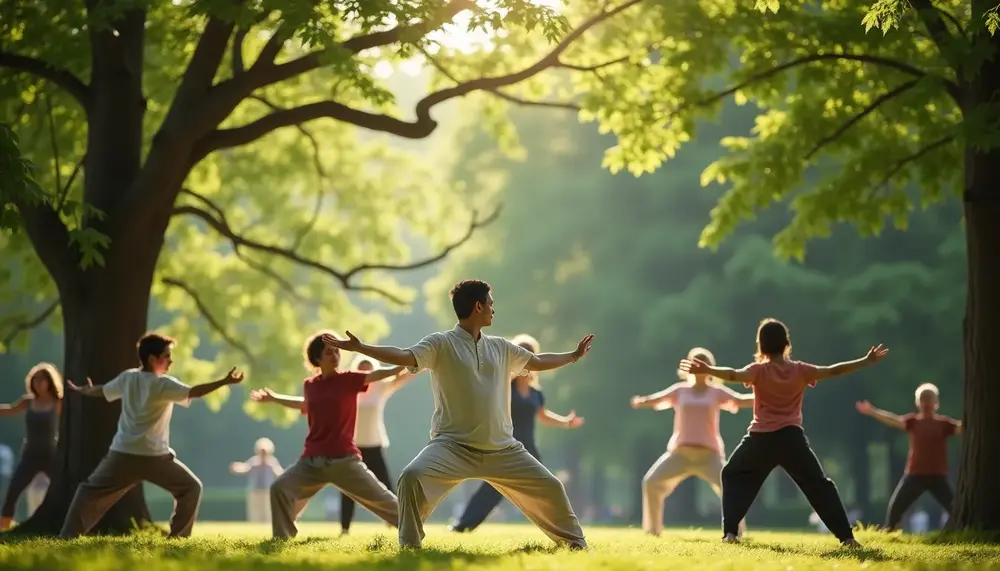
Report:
324,279,593,550
59,331,245,538
230,437,283,523
26,473,49,517
0,444,12,497
341,355,417,534
910,509,930,534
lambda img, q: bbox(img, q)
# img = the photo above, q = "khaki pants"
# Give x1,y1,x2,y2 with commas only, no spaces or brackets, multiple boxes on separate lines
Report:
642,445,744,535
247,489,270,523
60,451,202,538
270,456,397,538
397,438,586,549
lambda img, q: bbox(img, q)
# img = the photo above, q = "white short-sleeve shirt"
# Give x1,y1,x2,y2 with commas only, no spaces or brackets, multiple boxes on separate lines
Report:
407,325,533,450
103,368,191,456
355,380,392,448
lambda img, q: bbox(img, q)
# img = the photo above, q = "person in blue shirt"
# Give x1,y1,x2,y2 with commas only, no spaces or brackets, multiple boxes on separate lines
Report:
449,333,584,533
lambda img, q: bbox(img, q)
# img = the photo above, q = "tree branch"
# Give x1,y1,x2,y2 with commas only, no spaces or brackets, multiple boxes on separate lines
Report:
171,200,501,306
686,52,960,113
44,94,63,200
872,136,955,191
0,52,91,112
907,0,961,70
232,28,248,75
342,204,503,281
804,79,921,160
195,0,639,156
243,0,476,92
419,47,579,111
160,276,257,366
56,155,86,213
175,188,302,300
1,301,59,347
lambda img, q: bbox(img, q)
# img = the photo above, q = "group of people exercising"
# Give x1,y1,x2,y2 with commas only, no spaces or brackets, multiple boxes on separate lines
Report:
0,279,961,548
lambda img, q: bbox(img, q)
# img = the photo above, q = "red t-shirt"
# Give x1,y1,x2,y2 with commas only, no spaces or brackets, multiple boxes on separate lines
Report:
903,413,959,475
301,371,368,459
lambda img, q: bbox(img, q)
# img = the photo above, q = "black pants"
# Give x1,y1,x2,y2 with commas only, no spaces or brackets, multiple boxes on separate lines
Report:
885,474,953,530
340,446,392,531
721,426,853,541
1,448,54,518
454,444,541,531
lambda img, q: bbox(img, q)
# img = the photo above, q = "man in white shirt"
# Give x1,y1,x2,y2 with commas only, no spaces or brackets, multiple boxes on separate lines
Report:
59,332,244,538
324,279,593,549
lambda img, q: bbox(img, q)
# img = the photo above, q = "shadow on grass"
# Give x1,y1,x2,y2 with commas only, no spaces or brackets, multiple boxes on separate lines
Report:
736,540,892,562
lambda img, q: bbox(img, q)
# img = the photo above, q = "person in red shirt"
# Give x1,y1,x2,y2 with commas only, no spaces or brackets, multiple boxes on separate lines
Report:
679,318,888,548
856,382,961,531
250,330,410,538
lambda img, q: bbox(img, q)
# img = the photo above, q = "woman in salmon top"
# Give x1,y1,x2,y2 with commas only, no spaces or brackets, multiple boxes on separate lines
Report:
679,318,888,547
856,382,961,531
631,347,753,536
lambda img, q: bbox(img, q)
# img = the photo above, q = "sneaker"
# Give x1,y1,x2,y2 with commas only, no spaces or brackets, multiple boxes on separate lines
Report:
722,533,740,543
447,524,468,533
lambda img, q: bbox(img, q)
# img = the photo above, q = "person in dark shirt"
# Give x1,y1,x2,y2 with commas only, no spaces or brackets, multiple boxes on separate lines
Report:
856,382,961,530
0,363,62,530
449,333,584,533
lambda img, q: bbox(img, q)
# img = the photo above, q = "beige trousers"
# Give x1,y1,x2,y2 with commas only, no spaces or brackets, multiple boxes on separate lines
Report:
246,489,271,523
642,445,744,536
270,456,397,538
60,451,202,538
397,438,586,549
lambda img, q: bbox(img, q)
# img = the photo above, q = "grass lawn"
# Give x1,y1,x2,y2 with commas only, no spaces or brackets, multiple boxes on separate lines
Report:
1,522,999,570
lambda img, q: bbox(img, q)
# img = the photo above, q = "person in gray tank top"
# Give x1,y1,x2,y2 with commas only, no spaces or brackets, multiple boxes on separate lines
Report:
0,362,62,529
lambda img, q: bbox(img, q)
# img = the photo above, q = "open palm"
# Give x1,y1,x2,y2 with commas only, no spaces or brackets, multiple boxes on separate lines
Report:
574,334,595,360
865,344,889,362
323,331,362,351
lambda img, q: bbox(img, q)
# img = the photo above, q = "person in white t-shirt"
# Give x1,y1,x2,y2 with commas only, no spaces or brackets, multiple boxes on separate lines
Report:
59,332,244,538
340,355,416,534
324,279,593,550
229,437,283,523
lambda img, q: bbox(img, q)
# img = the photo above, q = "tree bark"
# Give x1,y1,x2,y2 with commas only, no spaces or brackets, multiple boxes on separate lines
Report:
950,163,1000,535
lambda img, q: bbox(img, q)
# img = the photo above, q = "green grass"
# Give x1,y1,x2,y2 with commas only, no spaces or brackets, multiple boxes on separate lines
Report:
2,522,1000,570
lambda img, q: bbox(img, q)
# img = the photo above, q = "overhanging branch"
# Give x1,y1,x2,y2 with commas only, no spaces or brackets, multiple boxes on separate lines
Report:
0,52,91,112
171,199,501,306
685,52,960,113
872,135,955,192
1,301,59,347
419,47,579,111
160,276,257,365
805,79,921,160
907,0,961,71
195,0,639,156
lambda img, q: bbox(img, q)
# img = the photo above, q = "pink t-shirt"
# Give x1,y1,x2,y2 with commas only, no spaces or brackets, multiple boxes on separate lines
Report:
658,383,743,455
742,360,818,433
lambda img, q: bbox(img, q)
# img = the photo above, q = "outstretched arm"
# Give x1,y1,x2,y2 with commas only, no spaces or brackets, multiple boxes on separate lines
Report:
250,388,306,412
230,460,252,474
855,400,906,430
538,408,584,428
526,335,594,372
0,395,31,416
679,360,755,384
386,368,420,392
323,332,417,367
807,345,889,381
66,378,105,398
631,388,676,410
188,368,245,399
364,366,408,385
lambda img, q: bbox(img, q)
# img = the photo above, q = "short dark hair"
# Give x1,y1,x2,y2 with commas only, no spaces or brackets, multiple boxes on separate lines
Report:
303,330,339,370
450,280,491,319
137,332,174,369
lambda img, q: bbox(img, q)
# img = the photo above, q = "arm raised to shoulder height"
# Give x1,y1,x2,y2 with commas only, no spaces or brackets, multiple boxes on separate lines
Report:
526,334,594,372
805,344,889,381
855,400,906,430
323,332,417,368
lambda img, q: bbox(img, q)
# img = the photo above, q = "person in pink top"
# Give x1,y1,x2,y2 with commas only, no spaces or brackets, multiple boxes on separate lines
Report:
630,347,753,536
679,318,888,547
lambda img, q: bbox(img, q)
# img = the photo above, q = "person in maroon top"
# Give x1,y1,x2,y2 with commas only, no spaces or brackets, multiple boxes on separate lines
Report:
856,382,962,531
250,330,410,538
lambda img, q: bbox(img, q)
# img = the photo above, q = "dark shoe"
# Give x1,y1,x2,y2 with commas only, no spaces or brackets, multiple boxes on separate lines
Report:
447,524,468,533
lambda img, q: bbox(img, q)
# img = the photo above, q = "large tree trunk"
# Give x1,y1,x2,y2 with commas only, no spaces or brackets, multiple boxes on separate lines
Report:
12,251,162,535
950,42,1000,533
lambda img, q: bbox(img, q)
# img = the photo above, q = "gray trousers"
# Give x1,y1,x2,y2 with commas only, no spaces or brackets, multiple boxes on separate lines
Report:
397,438,586,549
270,456,398,538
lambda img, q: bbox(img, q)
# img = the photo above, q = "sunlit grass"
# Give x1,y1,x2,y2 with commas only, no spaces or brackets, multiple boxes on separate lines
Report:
1,522,999,570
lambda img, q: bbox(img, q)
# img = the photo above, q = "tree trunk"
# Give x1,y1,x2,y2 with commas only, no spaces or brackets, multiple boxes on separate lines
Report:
11,259,160,535
950,151,1000,534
